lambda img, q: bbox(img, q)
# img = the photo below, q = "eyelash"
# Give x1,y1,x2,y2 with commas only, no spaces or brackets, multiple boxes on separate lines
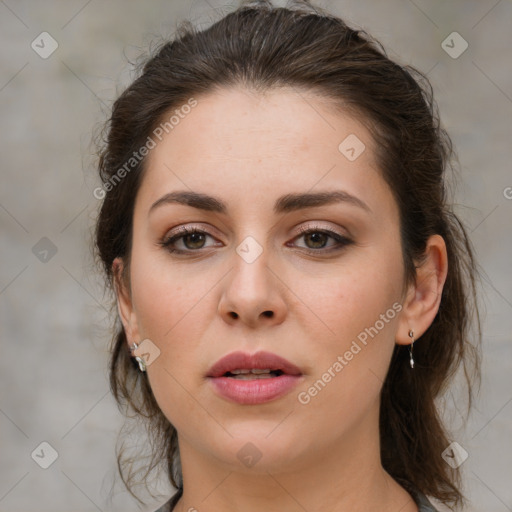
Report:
159,224,353,256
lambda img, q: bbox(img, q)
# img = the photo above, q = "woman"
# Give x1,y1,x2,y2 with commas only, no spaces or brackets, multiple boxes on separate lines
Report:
94,1,481,511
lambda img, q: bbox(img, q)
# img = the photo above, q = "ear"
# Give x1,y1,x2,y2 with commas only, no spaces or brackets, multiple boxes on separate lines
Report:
112,257,140,347
396,234,448,345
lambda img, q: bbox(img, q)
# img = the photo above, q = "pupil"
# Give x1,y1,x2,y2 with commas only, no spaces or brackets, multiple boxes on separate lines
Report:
186,233,205,249
183,232,327,250
307,232,326,248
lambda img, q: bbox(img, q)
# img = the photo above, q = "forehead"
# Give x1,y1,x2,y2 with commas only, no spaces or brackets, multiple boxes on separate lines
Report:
149,86,374,163
136,86,392,218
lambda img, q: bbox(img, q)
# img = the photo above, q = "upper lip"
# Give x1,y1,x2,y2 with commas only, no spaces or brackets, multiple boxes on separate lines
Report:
207,350,303,378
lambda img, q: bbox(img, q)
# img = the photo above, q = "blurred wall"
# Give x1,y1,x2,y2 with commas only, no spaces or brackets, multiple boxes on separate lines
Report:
1,0,511,510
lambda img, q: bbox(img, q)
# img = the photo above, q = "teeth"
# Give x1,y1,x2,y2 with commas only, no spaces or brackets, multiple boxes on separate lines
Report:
227,369,281,380
230,373,274,380
230,368,272,375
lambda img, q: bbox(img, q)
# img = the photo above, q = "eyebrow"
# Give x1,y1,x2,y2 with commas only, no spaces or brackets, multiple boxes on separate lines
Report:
149,189,372,215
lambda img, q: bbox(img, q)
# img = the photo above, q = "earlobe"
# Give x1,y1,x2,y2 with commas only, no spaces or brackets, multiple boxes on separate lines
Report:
396,234,448,345
112,257,140,344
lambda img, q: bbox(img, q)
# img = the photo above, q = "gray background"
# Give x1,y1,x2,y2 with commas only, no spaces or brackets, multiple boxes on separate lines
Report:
1,0,511,511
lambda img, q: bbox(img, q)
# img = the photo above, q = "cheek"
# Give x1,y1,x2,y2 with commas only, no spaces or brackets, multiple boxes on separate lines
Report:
303,256,402,345
130,244,206,340
130,256,209,428
296,245,404,399
128,248,212,398
290,270,401,443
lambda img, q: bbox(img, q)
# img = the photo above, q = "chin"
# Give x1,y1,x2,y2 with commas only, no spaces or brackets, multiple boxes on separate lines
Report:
204,426,309,474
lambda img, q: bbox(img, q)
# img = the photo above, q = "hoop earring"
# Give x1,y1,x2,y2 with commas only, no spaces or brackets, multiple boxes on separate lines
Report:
130,342,147,372
408,330,415,369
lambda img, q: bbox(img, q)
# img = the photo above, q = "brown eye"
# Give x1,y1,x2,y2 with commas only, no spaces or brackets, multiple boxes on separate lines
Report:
181,232,207,250
292,227,353,254
160,227,217,254
303,231,329,249
160,225,353,257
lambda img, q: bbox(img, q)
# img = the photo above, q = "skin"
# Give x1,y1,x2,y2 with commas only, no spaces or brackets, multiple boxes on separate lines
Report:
113,87,448,512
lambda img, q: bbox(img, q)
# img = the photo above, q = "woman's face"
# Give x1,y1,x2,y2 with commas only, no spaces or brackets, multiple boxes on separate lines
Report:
116,87,413,474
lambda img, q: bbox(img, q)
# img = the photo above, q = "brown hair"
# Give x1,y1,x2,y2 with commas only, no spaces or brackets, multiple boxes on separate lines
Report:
93,0,481,509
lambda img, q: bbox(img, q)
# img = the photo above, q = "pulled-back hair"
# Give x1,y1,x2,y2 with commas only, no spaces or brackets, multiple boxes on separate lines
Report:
94,1,481,509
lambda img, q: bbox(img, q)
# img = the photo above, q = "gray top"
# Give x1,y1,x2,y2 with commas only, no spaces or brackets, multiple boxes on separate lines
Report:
153,486,439,511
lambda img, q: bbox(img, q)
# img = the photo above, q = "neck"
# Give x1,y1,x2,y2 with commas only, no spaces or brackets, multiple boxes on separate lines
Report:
173,409,417,512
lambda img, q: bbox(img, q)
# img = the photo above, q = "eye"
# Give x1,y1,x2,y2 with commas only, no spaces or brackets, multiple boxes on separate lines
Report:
160,226,218,254
159,224,353,256
290,225,353,254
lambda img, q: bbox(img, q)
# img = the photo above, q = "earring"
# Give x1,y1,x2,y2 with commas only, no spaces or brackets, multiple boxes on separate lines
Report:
408,330,415,369
130,342,147,372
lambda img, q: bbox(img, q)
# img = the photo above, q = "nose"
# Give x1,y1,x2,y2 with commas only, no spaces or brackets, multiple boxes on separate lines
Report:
217,240,287,329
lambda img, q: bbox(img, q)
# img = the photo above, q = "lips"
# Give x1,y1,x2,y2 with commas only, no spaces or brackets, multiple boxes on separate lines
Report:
206,350,304,405
207,350,303,378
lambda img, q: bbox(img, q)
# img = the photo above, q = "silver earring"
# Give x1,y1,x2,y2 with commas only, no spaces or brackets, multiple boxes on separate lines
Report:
408,330,415,369
130,342,147,372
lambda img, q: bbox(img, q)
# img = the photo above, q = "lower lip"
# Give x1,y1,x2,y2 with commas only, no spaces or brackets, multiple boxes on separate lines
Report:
208,374,303,405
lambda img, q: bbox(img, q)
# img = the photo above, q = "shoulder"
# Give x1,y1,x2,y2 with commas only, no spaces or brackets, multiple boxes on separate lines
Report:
151,488,183,512
410,488,440,512
151,503,169,512
153,487,439,512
